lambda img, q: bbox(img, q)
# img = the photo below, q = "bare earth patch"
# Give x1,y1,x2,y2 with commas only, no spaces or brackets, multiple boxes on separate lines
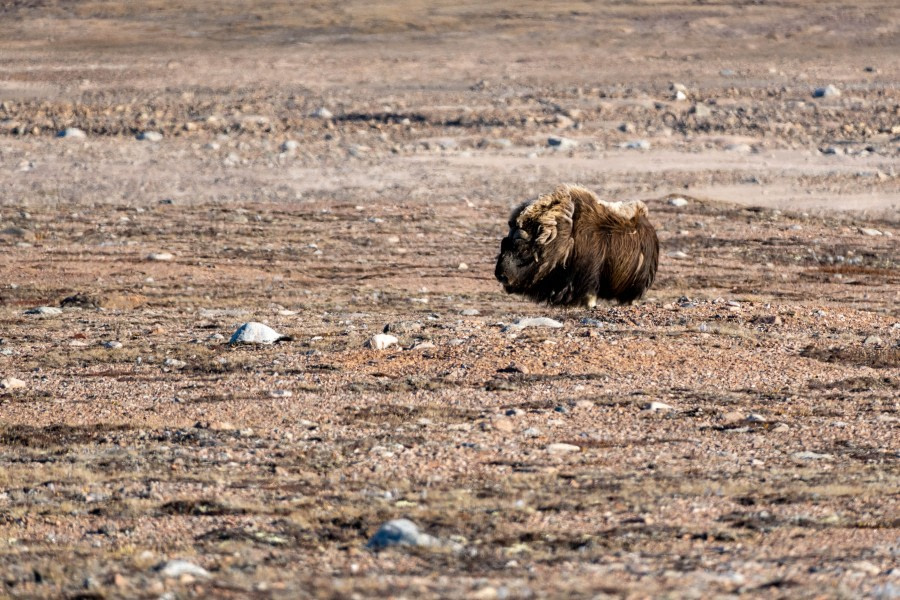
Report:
0,1,898,598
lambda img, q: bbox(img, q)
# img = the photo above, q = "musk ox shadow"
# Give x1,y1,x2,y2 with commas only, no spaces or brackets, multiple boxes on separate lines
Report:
495,184,659,307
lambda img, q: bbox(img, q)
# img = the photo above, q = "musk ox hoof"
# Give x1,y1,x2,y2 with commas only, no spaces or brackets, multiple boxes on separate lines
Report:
495,184,659,307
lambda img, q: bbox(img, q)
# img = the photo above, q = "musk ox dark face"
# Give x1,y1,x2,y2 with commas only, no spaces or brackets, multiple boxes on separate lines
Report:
495,184,659,307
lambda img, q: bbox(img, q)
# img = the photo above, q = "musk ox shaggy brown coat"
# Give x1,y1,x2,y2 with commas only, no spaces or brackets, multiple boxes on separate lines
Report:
495,184,659,307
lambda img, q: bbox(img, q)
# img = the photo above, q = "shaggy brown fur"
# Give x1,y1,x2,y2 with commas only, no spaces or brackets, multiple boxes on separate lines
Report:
495,184,659,307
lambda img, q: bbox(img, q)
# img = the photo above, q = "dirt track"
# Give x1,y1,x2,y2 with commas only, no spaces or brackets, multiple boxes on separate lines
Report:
0,2,898,598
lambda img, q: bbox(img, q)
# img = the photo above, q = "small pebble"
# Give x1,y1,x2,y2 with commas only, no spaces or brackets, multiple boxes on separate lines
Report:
103,341,123,349
622,139,651,150
858,227,883,236
547,443,581,454
642,401,674,412
547,136,577,150
137,131,163,142
812,85,841,98
57,127,86,138
311,107,333,119
668,197,689,208
667,250,690,259
0,377,26,390
229,322,288,345
460,309,480,316
367,519,439,550
367,333,398,350
155,560,210,579
147,252,174,261
503,317,563,332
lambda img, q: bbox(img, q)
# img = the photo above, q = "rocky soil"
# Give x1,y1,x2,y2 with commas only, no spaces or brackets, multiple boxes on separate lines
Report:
0,1,898,598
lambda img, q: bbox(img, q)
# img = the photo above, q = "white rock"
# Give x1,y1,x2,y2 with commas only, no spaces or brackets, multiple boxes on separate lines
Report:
457,262,469,270
668,197,689,208
229,322,288,345
163,358,186,369
367,333,399,350
622,139,651,150
0,377,26,390
460,309,480,316
367,519,439,550
547,443,581,454
667,250,690,259
137,131,163,142
813,85,841,98
103,341,123,349
311,107,333,119
725,143,753,153
269,389,293,398
642,401,674,412
547,136,577,150
859,227,883,236
57,128,86,138
24,306,63,316
863,335,883,347
147,252,174,261
156,560,210,579
410,341,436,350
280,140,299,153
503,317,563,332
673,90,687,101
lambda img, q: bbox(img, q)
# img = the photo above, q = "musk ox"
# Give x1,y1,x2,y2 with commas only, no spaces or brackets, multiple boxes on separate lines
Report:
495,184,659,307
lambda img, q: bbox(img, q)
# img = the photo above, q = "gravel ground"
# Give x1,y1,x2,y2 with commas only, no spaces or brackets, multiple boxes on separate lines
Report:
0,2,898,598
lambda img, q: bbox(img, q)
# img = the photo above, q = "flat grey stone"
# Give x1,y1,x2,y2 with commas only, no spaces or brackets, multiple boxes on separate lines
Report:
367,519,439,550
503,317,563,332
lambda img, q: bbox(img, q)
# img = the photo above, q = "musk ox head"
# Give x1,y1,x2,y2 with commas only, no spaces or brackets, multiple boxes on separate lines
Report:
495,184,659,307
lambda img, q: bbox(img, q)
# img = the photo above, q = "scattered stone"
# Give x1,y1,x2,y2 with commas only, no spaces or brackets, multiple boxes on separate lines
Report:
863,335,883,347
622,139,651,150
667,250,690,259
547,136,577,150
103,341,123,349
311,107,333,119
137,131,163,142
523,427,541,437
792,451,833,461
229,322,290,345
812,85,841,98
366,519,439,550
410,341,436,350
25,306,63,316
547,443,581,454
858,227,883,236
269,389,293,398
0,377,26,390
280,140,299,153
502,317,563,332
367,333,399,350
642,401,674,412
457,262,469,270
460,309,480,316
163,358,186,369
155,560,210,579
668,197,689,208
721,411,744,424
57,127,86,138
490,417,515,433
725,143,753,153
147,252,174,261
690,104,712,118
673,90,687,101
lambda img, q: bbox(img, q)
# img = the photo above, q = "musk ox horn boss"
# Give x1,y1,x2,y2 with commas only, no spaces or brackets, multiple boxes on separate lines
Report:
495,184,659,307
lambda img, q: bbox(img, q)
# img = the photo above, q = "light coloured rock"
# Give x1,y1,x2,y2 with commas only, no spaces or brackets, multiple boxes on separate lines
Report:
622,139,651,150
460,309,480,316
137,131,163,142
792,451,833,460
642,401,674,412
163,358,186,369
280,140,299,153
366,519,439,550
367,333,398,350
269,389,293,398
156,560,210,579
57,127,86,138
410,341,436,350
667,250,690,259
547,443,581,454
503,317,563,332
229,322,288,345
547,136,577,150
813,85,841,98
0,377,26,390
147,252,174,261
311,107,333,119
103,341,123,349
863,335,883,347
458,262,469,270
668,197,689,208
859,227,883,236
24,306,63,316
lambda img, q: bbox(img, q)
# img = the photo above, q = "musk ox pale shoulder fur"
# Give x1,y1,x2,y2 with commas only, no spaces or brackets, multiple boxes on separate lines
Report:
495,184,659,307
